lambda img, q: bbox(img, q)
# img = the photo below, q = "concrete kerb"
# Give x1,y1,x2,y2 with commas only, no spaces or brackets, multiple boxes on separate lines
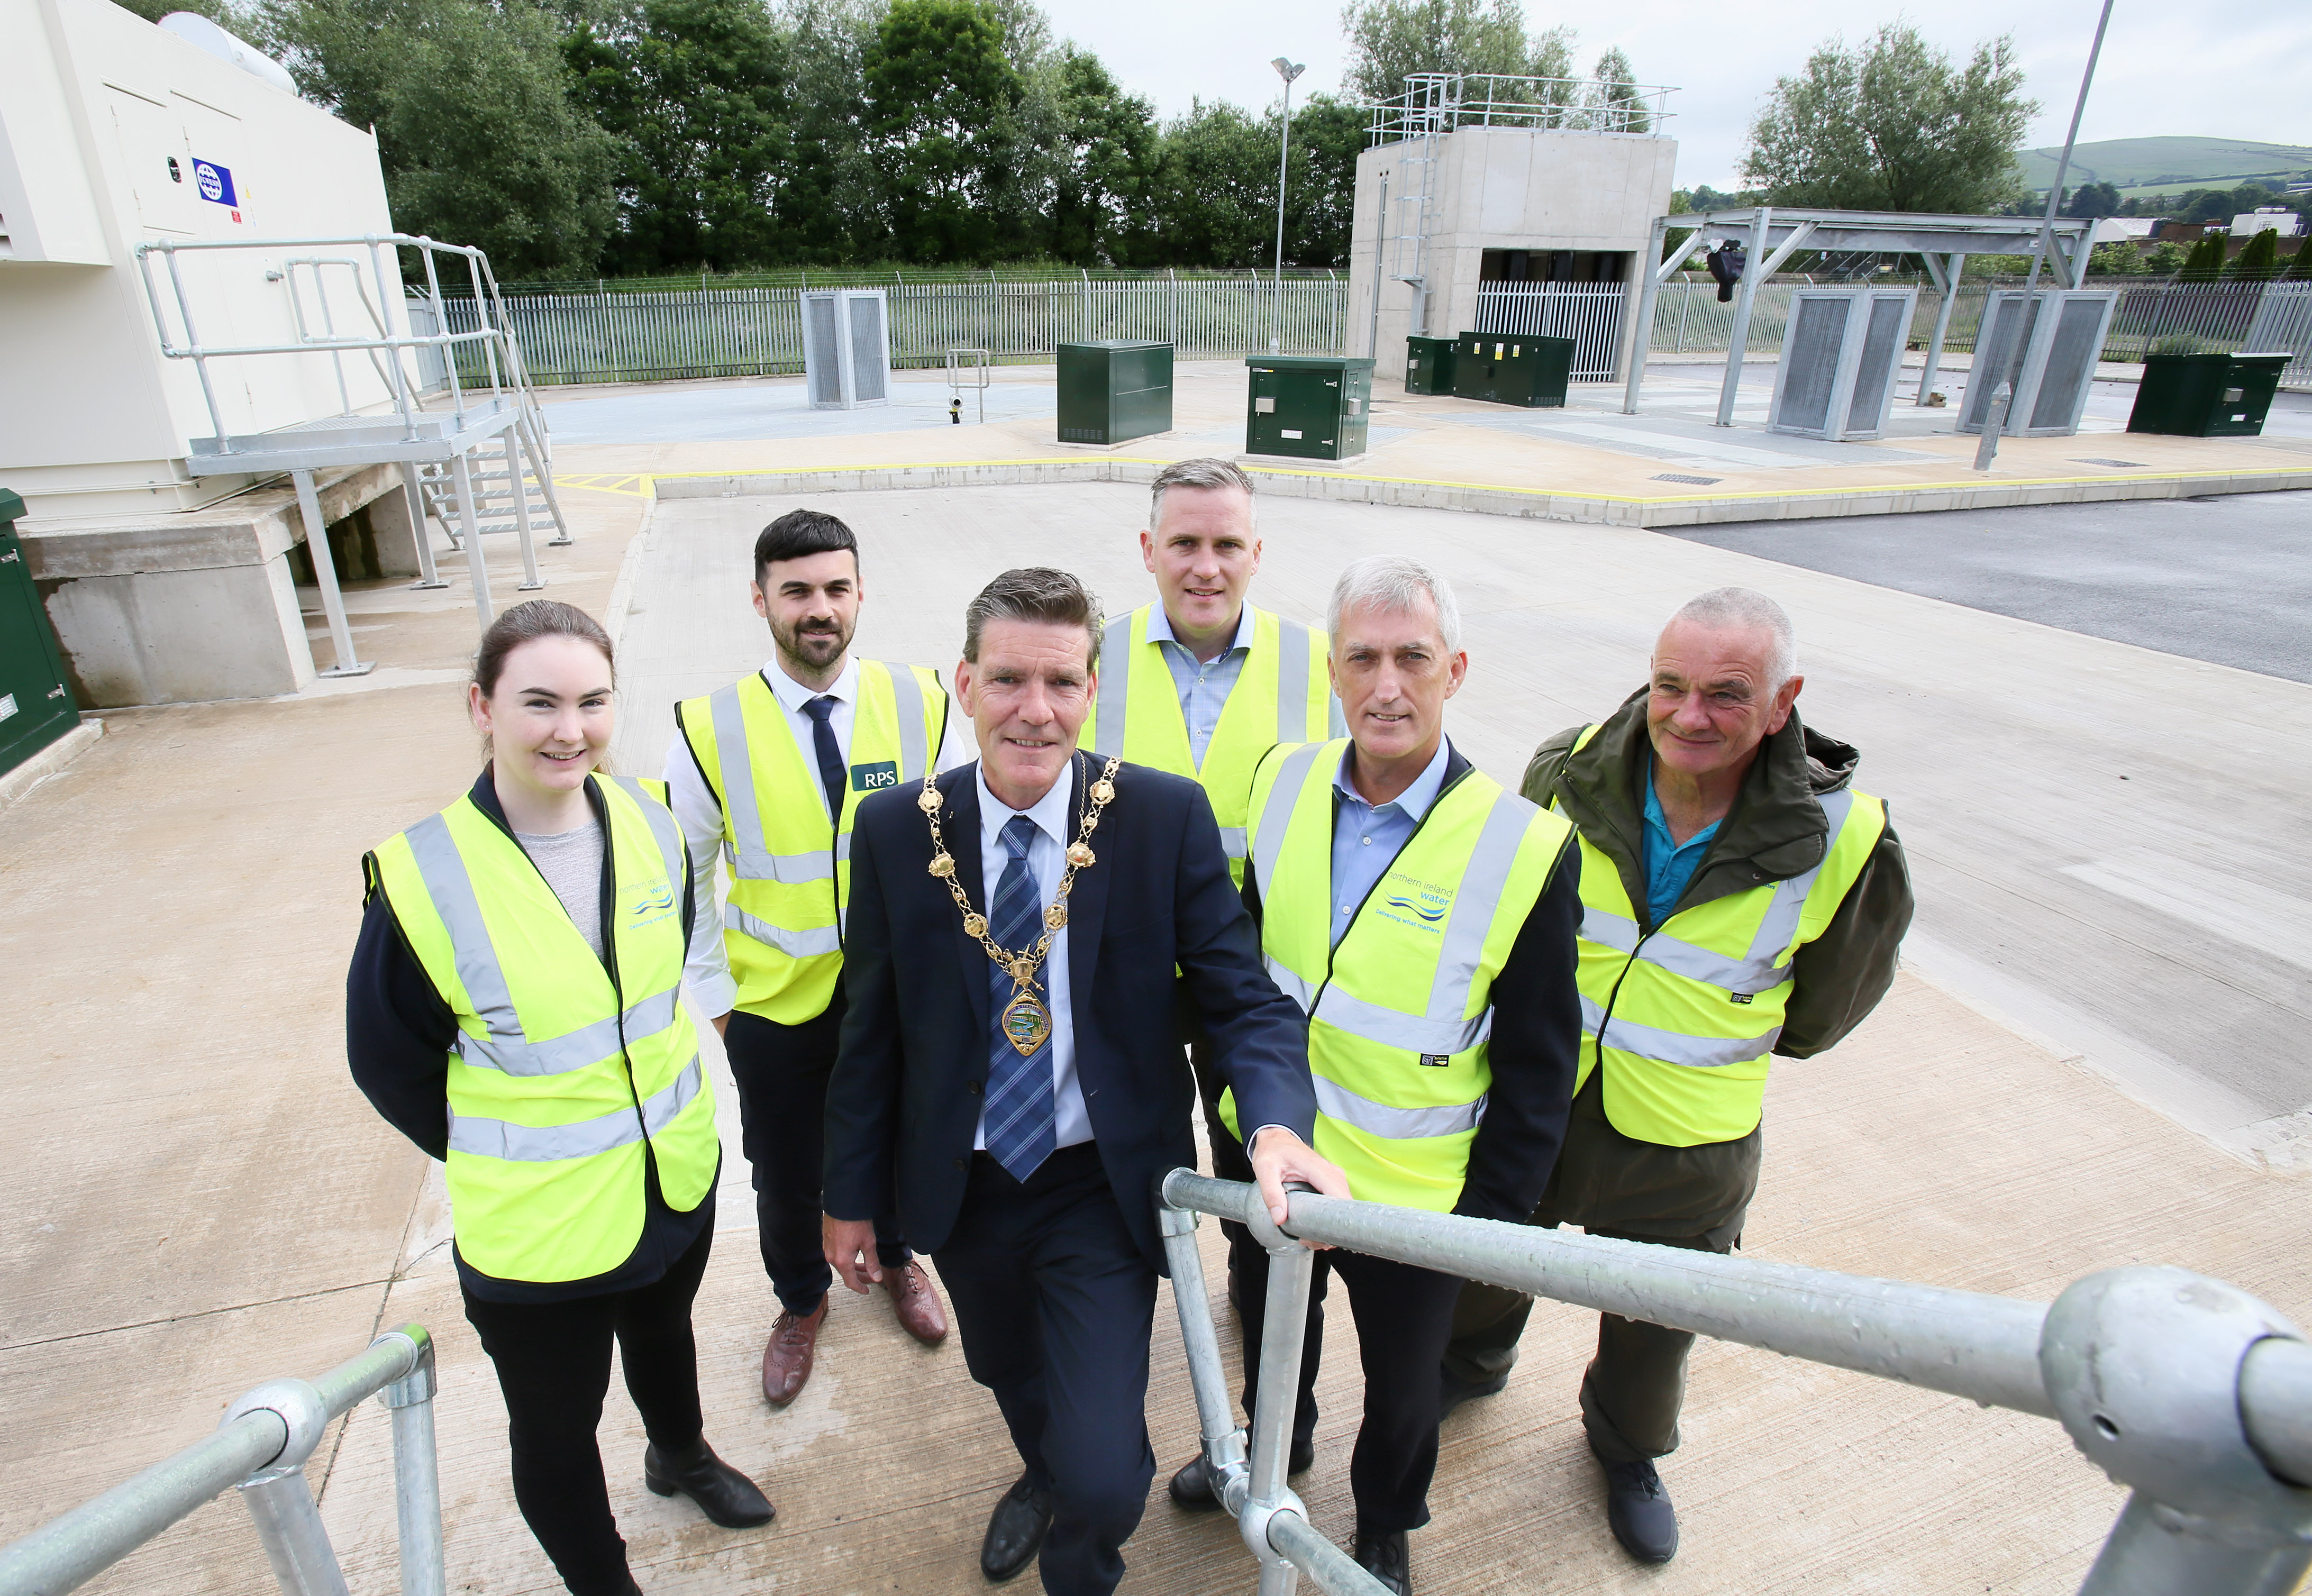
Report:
0,719,103,813
630,457,2312,530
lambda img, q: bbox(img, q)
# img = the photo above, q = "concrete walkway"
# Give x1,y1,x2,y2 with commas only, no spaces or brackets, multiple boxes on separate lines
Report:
4,477,2309,1595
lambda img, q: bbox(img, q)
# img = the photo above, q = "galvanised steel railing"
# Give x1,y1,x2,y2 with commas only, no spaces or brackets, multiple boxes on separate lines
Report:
0,1326,443,1596
1158,1172,2312,1596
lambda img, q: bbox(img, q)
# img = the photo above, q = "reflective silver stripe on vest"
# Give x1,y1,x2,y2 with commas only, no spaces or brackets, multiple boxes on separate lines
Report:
709,682,833,883
1275,616,1312,744
1421,788,1534,1025
1315,983,1494,1055
604,773,689,888
1581,908,1793,997
887,664,931,780
1091,614,1134,757
1265,955,1317,1011
1580,993,1781,1070
1219,826,1249,860
1746,788,1854,964
726,902,844,959
405,812,686,1078
1251,741,1329,908
1313,1072,1485,1141
449,1055,705,1163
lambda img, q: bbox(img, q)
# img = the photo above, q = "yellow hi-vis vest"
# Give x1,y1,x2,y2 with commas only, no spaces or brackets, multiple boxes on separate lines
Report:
1223,740,1574,1212
1084,603,1332,883
368,774,718,1283
677,661,947,1023
1562,725,1888,1147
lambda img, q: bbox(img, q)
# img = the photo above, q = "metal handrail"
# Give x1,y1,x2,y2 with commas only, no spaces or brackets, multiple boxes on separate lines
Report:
0,1325,443,1596
1158,1171,2312,1596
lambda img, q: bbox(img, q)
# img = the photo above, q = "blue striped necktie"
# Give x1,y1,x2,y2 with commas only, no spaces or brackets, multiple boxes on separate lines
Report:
983,814,1057,1181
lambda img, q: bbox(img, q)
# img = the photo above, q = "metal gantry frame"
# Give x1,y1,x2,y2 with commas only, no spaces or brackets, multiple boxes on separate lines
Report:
1160,1172,2312,1596
0,1325,443,1596
133,233,571,673
1621,208,2102,425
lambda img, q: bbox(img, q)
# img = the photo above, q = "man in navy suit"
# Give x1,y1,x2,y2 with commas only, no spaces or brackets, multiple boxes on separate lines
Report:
824,567,1347,1596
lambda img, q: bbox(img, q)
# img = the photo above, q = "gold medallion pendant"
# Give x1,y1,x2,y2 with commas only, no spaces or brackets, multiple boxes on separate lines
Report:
1002,990,1053,1056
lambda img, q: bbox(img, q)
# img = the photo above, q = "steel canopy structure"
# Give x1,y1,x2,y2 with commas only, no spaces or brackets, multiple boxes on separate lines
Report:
1623,207,2103,424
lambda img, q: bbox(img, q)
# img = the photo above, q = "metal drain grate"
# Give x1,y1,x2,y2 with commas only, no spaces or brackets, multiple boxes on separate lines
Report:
2074,458,2149,468
1652,472,1723,486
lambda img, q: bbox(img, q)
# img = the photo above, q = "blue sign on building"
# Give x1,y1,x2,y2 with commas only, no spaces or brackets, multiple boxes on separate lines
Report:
192,158,238,208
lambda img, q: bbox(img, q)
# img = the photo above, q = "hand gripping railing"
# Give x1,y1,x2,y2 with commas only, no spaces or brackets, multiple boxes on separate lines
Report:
0,1325,443,1596
1158,1171,2312,1596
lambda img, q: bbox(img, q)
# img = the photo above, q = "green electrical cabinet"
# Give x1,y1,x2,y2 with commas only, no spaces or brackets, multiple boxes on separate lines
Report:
1057,341,1174,445
1245,355,1375,460
1404,335,1458,395
2127,351,2291,437
0,488,83,779
1452,333,1574,408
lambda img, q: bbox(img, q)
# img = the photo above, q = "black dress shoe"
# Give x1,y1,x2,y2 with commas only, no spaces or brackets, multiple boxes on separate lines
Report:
1166,1436,1316,1509
643,1438,775,1528
980,1473,1053,1583
1437,1368,1506,1424
1353,1525,1411,1595
1597,1455,1678,1564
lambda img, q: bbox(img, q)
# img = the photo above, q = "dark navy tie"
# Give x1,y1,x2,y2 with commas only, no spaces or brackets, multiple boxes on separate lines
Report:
800,695,845,822
983,814,1057,1181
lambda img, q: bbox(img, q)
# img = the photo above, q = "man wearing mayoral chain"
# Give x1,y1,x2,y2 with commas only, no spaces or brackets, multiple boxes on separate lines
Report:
823,567,1346,1596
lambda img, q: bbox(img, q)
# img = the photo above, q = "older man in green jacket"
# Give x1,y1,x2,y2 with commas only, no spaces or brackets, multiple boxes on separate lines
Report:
1441,586,1912,1566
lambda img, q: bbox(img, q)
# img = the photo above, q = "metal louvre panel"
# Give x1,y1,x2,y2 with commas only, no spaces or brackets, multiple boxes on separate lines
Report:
2028,297,2106,431
1580,993,1780,1070
1776,295,1846,433
803,295,842,404
847,294,888,402
1846,296,1908,432
1090,614,1134,756
725,902,843,958
1313,1071,1486,1141
450,1056,704,1162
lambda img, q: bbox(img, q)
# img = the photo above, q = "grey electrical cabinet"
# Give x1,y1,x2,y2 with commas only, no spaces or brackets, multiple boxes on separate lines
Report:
1956,289,2118,438
1767,287,1918,441
801,288,891,409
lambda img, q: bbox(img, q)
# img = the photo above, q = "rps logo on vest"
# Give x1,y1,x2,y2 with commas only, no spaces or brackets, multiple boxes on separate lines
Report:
622,876,679,932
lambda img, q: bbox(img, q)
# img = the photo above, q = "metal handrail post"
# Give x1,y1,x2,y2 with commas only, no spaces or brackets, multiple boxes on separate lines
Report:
397,462,448,590
160,245,231,454
450,447,496,629
1714,206,1771,426
291,468,371,678
1917,252,1964,404
1244,1231,1315,1596
375,1328,444,1596
504,427,545,592
366,237,420,442
2076,1493,2310,1596
238,1470,350,1596
1621,216,1667,405
1156,1202,1246,1488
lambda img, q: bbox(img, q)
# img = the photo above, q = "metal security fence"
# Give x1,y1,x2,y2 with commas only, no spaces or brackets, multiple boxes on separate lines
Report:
1469,282,1624,378
430,273,1350,386
1647,277,2312,389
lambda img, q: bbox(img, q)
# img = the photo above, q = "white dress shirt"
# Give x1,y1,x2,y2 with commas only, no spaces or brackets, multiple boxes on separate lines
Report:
664,652,975,1018
971,760,1094,1152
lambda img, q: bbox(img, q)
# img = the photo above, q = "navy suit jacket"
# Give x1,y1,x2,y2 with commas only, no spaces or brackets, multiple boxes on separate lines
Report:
825,755,1316,1272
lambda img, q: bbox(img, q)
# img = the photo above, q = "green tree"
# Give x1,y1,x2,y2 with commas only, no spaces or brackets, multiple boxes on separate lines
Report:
777,0,886,263
2175,234,2225,282
1143,99,1277,268
2083,240,2144,275
2282,243,2312,282
2227,227,2281,281
1743,24,2037,214
258,0,618,278
2140,240,2189,276
2064,180,2122,218
1284,93,1369,268
1036,47,1160,265
1340,0,1573,104
863,0,1021,262
564,0,791,272
1587,45,1647,133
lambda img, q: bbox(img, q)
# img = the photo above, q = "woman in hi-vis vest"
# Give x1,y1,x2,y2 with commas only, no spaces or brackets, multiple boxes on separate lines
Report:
347,600,769,1596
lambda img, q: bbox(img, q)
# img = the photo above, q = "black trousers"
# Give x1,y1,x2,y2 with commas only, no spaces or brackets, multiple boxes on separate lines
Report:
1227,1190,1465,1533
461,1224,714,1596
935,1143,1159,1596
724,1000,908,1316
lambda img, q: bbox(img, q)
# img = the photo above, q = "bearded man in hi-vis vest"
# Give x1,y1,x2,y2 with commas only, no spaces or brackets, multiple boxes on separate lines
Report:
1442,587,1913,1567
665,509,975,1407
1081,458,1345,1259
1165,555,1585,1596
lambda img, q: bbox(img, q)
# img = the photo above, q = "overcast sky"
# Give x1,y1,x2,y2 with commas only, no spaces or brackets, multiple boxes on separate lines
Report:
1033,0,2312,191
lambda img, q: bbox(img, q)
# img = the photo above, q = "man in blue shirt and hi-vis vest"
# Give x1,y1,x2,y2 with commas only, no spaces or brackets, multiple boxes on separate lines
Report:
1081,458,1346,1273
1163,555,1584,1595
665,510,974,1408
1441,587,1913,1567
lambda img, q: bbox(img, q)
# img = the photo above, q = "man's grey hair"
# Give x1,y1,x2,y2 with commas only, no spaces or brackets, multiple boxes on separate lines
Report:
963,567,1105,670
1327,554,1462,655
1668,586,1798,688
1149,457,1257,533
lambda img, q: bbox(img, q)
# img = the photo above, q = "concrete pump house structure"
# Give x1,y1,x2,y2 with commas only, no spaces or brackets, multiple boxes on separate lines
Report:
1,0,427,703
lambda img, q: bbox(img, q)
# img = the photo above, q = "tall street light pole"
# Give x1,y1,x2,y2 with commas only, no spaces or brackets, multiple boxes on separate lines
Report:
1271,55,1305,353
1974,0,2116,471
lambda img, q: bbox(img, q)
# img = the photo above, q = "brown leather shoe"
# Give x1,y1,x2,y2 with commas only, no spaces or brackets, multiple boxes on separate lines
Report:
761,1297,826,1406
883,1260,949,1346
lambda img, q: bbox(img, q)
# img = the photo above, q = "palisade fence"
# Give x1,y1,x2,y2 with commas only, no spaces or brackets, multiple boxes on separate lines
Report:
429,272,1346,387
424,272,2312,393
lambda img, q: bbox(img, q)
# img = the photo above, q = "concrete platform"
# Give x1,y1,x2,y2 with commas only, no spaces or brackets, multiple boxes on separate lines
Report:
546,361,2312,530
4,478,2309,1596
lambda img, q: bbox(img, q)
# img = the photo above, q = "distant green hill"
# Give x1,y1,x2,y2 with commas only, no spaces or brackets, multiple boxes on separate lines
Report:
2018,136,2312,194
